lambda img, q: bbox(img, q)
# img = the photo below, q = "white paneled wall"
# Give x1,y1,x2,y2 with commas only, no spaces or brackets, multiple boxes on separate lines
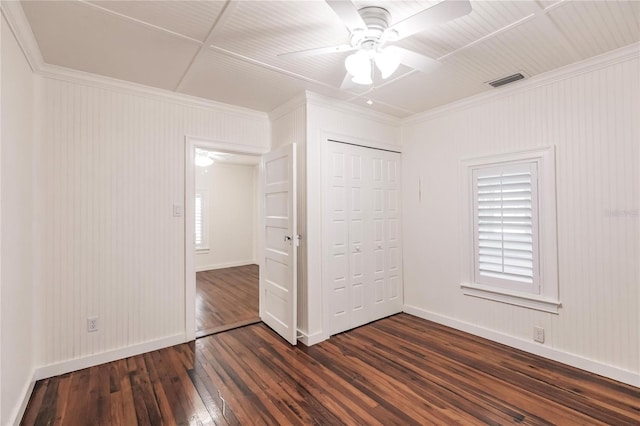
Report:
402,54,639,379
35,77,269,368
1,15,35,425
270,99,306,151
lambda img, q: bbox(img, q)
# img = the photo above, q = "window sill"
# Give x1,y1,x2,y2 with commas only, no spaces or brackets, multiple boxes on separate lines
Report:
461,282,561,314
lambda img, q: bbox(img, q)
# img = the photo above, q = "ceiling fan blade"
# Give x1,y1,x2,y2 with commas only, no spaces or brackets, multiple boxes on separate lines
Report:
340,72,358,90
326,0,366,33
388,0,472,41
387,46,440,74
279,44,355,59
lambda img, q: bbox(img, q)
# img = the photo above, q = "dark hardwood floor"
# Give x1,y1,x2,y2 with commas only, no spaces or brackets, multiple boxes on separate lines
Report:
22,314,640,425
196,264,259,338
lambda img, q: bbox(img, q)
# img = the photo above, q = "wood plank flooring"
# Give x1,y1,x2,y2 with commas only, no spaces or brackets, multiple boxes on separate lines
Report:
21,314,640,425
196,265,259,337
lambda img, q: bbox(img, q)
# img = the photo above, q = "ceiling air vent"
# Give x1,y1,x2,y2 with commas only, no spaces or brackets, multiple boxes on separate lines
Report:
487,73,526,88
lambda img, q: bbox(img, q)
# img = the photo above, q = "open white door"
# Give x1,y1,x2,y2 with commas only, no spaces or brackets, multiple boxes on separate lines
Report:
261,144,297,344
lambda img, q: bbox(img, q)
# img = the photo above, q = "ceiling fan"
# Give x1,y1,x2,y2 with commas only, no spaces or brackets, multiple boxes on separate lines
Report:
279,0,472,88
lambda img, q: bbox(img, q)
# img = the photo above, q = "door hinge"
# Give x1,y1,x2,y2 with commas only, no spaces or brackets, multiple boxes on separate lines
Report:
295,234,301,247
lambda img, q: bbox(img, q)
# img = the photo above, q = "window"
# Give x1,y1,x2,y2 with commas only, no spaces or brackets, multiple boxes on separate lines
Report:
195,190,209,251
461,147,560,313
473,162,539,293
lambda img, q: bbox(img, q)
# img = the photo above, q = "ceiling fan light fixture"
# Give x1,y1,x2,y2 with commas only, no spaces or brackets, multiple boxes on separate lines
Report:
345,50,372,85
374,47,400,79
351,72,373,85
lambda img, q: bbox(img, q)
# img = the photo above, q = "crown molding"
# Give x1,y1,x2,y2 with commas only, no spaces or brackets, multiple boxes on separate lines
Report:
268,92,307,122
0,0,44,72
269,91,404,127
403,42,640,126
37,63,269,121
305,91,402,127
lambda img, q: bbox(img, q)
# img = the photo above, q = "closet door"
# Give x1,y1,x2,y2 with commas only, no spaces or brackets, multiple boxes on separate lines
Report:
378,154,403,318
324,141,403,336
325,143,368,335
325,146,349,336
347,147,370,328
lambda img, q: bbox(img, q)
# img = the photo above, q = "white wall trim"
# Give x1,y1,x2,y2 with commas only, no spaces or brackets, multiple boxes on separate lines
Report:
38,64,269,121
0,1,44,72
306,91,402,127
403,42,640,126
461,283,561,314
211,161,260,168
196,260,257,272
8,373,35,426
185,136,267,341
33,333,185,381
270,91,402,127
0,11,3,424
297,330,327,347
186,136,269,156
268,93,307,121
404,305,640,388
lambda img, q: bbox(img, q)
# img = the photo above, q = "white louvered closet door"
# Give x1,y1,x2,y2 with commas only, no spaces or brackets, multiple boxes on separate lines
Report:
325,141,403,336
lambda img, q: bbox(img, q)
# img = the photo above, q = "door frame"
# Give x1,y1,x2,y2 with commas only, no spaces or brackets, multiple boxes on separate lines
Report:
184,135,268,341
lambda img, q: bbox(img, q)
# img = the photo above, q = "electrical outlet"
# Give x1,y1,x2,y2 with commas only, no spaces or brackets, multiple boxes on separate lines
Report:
87,317,99,332
533,326,545,343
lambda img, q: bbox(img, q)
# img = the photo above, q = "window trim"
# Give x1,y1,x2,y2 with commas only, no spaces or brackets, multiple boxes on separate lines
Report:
460,147,561,314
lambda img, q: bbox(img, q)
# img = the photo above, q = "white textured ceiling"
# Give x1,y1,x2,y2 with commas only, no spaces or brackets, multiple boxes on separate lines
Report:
21,0,640,118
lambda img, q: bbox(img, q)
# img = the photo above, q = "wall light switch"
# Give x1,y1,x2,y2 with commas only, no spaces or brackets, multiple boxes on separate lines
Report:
173,204,183,217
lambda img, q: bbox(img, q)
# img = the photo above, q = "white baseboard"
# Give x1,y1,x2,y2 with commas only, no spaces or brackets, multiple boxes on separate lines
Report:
195,260,257,272
403,305,640,388
297,330,327,346
10,373,36,426
33,333,186,381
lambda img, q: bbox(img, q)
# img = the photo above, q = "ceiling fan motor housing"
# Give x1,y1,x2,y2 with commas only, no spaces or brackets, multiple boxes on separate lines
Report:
350,6,394,50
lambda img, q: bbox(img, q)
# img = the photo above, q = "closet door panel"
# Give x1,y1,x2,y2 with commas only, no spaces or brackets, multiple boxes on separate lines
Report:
327,149,349,334
349,150,368,327
370,153,386,321
384,156,403,315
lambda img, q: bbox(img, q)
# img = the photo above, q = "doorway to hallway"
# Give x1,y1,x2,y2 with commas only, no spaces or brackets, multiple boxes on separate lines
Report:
195,264,260,338
192,148,261,338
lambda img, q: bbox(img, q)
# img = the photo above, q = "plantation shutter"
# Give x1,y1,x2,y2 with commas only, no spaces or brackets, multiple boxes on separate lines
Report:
195,189,210,250
195,191,204,248
473,162,539,293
